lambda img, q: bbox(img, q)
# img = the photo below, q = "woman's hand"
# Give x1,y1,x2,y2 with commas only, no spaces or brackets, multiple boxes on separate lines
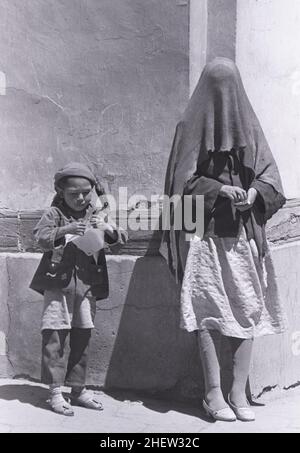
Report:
234,187,258,212
219,185,248,203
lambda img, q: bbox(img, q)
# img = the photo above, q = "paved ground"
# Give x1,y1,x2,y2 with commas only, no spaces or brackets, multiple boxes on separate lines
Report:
0,378,299,433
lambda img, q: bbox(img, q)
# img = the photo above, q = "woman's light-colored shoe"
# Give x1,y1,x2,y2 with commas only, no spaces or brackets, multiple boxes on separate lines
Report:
202,399,236,422
227,395,255,422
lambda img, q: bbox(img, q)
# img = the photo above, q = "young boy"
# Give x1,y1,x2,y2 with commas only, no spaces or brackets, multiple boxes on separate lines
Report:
30,162,127,416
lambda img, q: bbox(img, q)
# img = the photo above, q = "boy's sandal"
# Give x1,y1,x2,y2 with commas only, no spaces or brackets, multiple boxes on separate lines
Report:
47,394,74,416
71,389,103,411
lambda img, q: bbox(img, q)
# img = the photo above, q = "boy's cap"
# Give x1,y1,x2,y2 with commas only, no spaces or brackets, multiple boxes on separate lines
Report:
54,162,97,188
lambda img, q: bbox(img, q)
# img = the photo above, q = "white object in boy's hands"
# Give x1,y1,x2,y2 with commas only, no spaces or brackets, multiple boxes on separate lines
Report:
65,228,105,255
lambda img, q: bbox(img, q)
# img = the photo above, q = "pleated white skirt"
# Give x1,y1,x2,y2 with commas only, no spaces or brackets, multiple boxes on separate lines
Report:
180,227,286,338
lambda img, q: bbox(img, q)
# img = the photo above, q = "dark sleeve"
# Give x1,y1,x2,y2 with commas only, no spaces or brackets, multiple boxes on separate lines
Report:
250,180,286,221
103,212,128,248
183,174,223,215
33,208,65,251
104,228,128,246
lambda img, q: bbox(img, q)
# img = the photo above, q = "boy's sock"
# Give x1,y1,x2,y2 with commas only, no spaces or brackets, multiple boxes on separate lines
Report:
48,384,74,416
49,384,62,395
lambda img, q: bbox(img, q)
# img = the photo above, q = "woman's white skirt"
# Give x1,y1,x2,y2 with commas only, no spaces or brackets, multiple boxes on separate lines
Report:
180,227,286,338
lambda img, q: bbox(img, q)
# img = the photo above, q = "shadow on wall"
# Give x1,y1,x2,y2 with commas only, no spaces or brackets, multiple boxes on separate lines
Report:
100,231,238,402
103,252,205,400
99,225,207,400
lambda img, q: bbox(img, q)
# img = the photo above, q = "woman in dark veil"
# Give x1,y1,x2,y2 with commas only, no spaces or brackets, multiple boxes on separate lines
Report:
160,58,286,422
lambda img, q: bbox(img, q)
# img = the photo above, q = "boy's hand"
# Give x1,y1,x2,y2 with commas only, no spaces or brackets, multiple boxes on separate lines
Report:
90,214,114,234
63,222,87,236
234,188,257,212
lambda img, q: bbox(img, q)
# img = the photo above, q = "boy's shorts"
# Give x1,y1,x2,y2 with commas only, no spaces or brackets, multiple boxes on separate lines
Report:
41,283,96,331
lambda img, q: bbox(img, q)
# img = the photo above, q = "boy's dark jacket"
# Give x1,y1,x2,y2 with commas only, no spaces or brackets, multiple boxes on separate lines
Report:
30,205,127,300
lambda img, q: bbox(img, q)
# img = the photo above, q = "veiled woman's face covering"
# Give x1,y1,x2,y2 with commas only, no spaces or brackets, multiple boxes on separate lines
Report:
166,57,284,198
203,63,247,152
181,58,254,159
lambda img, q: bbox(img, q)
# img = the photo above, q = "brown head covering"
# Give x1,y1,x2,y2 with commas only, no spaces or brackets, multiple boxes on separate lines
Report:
160,57,285,281
54,162,97,188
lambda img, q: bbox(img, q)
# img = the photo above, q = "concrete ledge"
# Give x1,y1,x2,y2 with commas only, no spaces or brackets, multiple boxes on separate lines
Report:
250,241,300,393
0,239,300,400
1,200,300,255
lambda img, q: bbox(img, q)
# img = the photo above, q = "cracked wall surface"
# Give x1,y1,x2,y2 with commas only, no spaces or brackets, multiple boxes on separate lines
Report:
0,0,188,210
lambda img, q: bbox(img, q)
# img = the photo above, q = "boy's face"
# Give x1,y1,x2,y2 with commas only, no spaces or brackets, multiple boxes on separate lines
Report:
62,177,93,211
